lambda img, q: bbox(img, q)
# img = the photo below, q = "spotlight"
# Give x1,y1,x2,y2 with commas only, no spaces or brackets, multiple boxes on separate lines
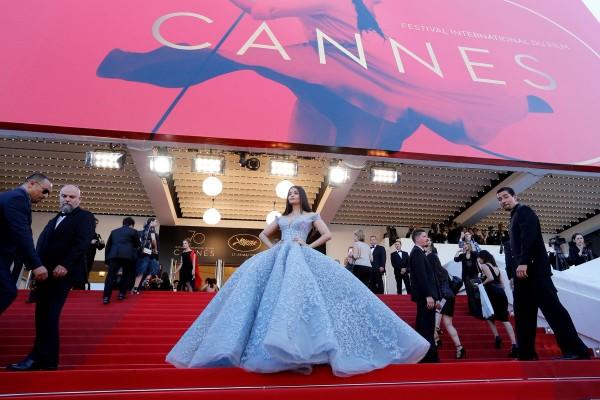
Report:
328,165,350,186
192,156,224,174
370,167,398,184
85,151,125,169
270,160,298,177
149,155,173,177
239,152,261,171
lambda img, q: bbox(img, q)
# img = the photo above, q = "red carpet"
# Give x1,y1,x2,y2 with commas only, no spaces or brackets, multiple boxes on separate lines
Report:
0,291,598,399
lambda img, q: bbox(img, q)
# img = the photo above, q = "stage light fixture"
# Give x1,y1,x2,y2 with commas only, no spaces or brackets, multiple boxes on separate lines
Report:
149,155,173,177
270,160,298,177
85,151,125,169
275,180,294,199
192,156,224,174
370,167,398,184
328,165,350,186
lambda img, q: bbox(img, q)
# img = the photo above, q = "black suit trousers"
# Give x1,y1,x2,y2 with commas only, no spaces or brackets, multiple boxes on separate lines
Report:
394,270,411,294
415,301,439,363
0,258,17,315
514,275,588,359
103,258,135,299
370,268,384,294
30,278,73,366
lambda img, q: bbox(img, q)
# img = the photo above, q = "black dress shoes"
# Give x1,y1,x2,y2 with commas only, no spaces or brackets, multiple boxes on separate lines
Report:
102,297,110,304
117,293,126,301
6,358,57,371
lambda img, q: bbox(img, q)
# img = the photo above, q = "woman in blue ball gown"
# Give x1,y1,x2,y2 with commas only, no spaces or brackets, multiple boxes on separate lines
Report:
166,186,429,376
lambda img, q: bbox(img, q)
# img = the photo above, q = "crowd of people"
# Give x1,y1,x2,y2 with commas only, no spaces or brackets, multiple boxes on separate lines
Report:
0,175,594,373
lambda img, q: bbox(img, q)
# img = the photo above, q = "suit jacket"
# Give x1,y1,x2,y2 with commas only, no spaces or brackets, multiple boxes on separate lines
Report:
371,245,386,269
0,187,42,269
36,207,95,284
409,246,439,302
390,250,410,273
509,203,551,278
105,225,140,261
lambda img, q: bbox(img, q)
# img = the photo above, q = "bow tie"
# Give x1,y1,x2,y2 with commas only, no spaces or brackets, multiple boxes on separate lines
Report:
370,246,375,249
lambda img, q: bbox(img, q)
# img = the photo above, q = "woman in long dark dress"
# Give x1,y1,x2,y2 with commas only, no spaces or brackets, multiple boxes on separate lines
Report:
175,240,195,292
454,243,479,317
477,250,518,357
426,240,465,359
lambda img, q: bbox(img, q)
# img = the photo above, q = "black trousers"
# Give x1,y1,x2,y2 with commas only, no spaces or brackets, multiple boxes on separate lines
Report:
394,270,411,294
0,259,17,315
103,258,135,299
415,300,439,363
352,265,372,288
513,275,588,360
29,278,73,367
370,268,384,294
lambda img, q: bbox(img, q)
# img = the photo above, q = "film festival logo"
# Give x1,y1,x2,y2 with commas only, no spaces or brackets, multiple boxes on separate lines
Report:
228,234,261,253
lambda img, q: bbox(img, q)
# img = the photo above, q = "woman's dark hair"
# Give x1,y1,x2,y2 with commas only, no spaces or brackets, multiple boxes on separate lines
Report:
352,0,384,37
282,186,312,216
571,233,584,242
144,217,156,230
478,250,497,267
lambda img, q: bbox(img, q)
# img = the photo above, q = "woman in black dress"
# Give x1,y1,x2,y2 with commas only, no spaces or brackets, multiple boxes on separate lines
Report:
477,250,518,357
426,239,465,359
175,240,195,292
454,243,480,317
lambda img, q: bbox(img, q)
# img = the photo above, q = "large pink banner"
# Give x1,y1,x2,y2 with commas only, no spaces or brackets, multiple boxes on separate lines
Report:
1,0,599,166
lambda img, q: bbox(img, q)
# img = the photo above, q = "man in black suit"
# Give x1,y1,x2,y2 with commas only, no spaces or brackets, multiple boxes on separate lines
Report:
409,229,440,363
0,173,52,315
7,185,95,371
369,235,386,294
102,217,139,304
390,239,411,294
497,187,589,361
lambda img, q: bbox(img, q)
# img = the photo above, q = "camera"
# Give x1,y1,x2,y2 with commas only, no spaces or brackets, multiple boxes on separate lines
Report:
548,235,566,247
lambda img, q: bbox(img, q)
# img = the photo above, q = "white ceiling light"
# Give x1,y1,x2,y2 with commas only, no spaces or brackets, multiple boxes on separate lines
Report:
192,156,224,174
149,155,172,177
328,165,350,186
371,167,398,184
202,176,223,197
275,180,294,199
203,207,221,225
85,151,125,169
270,160,298,177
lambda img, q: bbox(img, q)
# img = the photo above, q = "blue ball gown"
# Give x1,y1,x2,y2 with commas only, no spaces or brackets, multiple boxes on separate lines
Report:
166,213,429,376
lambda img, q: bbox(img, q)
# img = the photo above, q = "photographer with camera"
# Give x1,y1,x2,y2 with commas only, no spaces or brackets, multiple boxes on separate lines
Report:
568,233,596,267
548,235,570,271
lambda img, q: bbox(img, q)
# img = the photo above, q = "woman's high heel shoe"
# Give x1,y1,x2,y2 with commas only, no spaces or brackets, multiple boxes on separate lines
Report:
494,335,502,349
456,345,466,359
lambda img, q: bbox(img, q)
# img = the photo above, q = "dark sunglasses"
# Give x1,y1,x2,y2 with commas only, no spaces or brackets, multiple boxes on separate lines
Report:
42,188,50,195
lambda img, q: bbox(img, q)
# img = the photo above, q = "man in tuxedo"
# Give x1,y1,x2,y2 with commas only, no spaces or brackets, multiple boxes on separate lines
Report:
390,239,411,294
497,187,589,361
369,235,386,294
409,229,440,363
0,173,52,315
102,217,139,304
7,185,95,371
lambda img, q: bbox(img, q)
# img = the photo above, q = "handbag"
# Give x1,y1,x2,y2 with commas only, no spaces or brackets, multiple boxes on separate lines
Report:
477,283,495,319
450,275,464,294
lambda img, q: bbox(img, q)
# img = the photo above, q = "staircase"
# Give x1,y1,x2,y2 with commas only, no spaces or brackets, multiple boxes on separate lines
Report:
0,291,598,399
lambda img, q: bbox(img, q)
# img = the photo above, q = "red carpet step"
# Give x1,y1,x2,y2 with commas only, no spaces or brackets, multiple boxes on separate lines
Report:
0,291,598,399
